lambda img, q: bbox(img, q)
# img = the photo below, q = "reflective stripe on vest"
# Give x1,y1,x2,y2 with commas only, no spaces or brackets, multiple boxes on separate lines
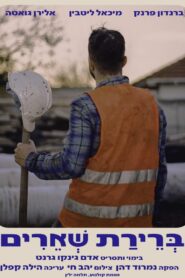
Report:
64,197,154,219
60,84,159,227
79,168,158,185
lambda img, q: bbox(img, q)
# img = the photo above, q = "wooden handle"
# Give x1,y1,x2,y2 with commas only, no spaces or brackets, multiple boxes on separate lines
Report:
19,129,30,227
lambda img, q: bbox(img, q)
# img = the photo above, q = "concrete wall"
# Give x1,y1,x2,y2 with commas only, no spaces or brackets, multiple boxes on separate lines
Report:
0,154,70,227
1,155,185,227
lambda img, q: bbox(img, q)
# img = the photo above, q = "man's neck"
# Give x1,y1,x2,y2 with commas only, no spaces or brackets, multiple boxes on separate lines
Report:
95,72,122,85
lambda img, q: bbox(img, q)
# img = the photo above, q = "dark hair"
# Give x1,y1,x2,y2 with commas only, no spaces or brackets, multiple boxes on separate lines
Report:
88,27,125,74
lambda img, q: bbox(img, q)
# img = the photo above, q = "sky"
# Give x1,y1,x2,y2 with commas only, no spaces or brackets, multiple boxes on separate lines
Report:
60,5,185,83
1,5,185,86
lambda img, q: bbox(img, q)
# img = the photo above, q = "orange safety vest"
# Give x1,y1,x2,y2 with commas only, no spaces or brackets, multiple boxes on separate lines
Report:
59,83,159,227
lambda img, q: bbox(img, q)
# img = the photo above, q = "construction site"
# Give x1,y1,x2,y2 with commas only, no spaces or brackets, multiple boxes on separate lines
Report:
0,5,185,228
0,57,185,227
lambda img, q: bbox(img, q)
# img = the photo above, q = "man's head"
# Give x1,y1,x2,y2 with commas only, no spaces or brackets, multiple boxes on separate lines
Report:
88,27,127,80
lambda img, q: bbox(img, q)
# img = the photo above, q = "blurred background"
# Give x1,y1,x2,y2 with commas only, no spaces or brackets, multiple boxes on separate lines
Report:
0,5,185,227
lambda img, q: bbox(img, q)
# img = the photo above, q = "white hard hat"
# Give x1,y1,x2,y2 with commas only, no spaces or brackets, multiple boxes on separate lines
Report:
8,70,52,132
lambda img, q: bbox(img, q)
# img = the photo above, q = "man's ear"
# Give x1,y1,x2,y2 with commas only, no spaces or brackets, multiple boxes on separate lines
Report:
89,56,95,71
121,56,127,67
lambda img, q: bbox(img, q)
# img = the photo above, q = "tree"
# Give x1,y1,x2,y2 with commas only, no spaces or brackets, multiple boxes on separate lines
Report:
0,6,64,86
54,63,92,88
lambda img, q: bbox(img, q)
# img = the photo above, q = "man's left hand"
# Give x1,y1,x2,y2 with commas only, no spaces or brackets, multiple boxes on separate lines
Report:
14,140,37,167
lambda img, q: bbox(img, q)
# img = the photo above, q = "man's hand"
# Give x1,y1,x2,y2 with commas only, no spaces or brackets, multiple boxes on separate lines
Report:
14,140,37,167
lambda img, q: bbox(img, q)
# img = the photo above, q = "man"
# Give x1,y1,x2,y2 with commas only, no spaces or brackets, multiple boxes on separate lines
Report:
15,27,167,227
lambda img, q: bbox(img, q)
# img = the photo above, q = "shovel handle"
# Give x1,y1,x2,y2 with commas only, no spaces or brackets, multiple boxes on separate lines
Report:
19,129,30,227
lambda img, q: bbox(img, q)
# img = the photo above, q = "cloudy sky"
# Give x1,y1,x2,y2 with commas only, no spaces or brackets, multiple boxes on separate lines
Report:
1,5,185,85
60,5,185,83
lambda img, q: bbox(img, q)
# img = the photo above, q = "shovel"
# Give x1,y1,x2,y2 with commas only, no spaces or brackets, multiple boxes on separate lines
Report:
19,129,30,226
7,71,52,227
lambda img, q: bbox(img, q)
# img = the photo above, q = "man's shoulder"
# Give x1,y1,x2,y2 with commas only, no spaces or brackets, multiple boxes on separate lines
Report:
71,91,97,112
70,91,99,126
